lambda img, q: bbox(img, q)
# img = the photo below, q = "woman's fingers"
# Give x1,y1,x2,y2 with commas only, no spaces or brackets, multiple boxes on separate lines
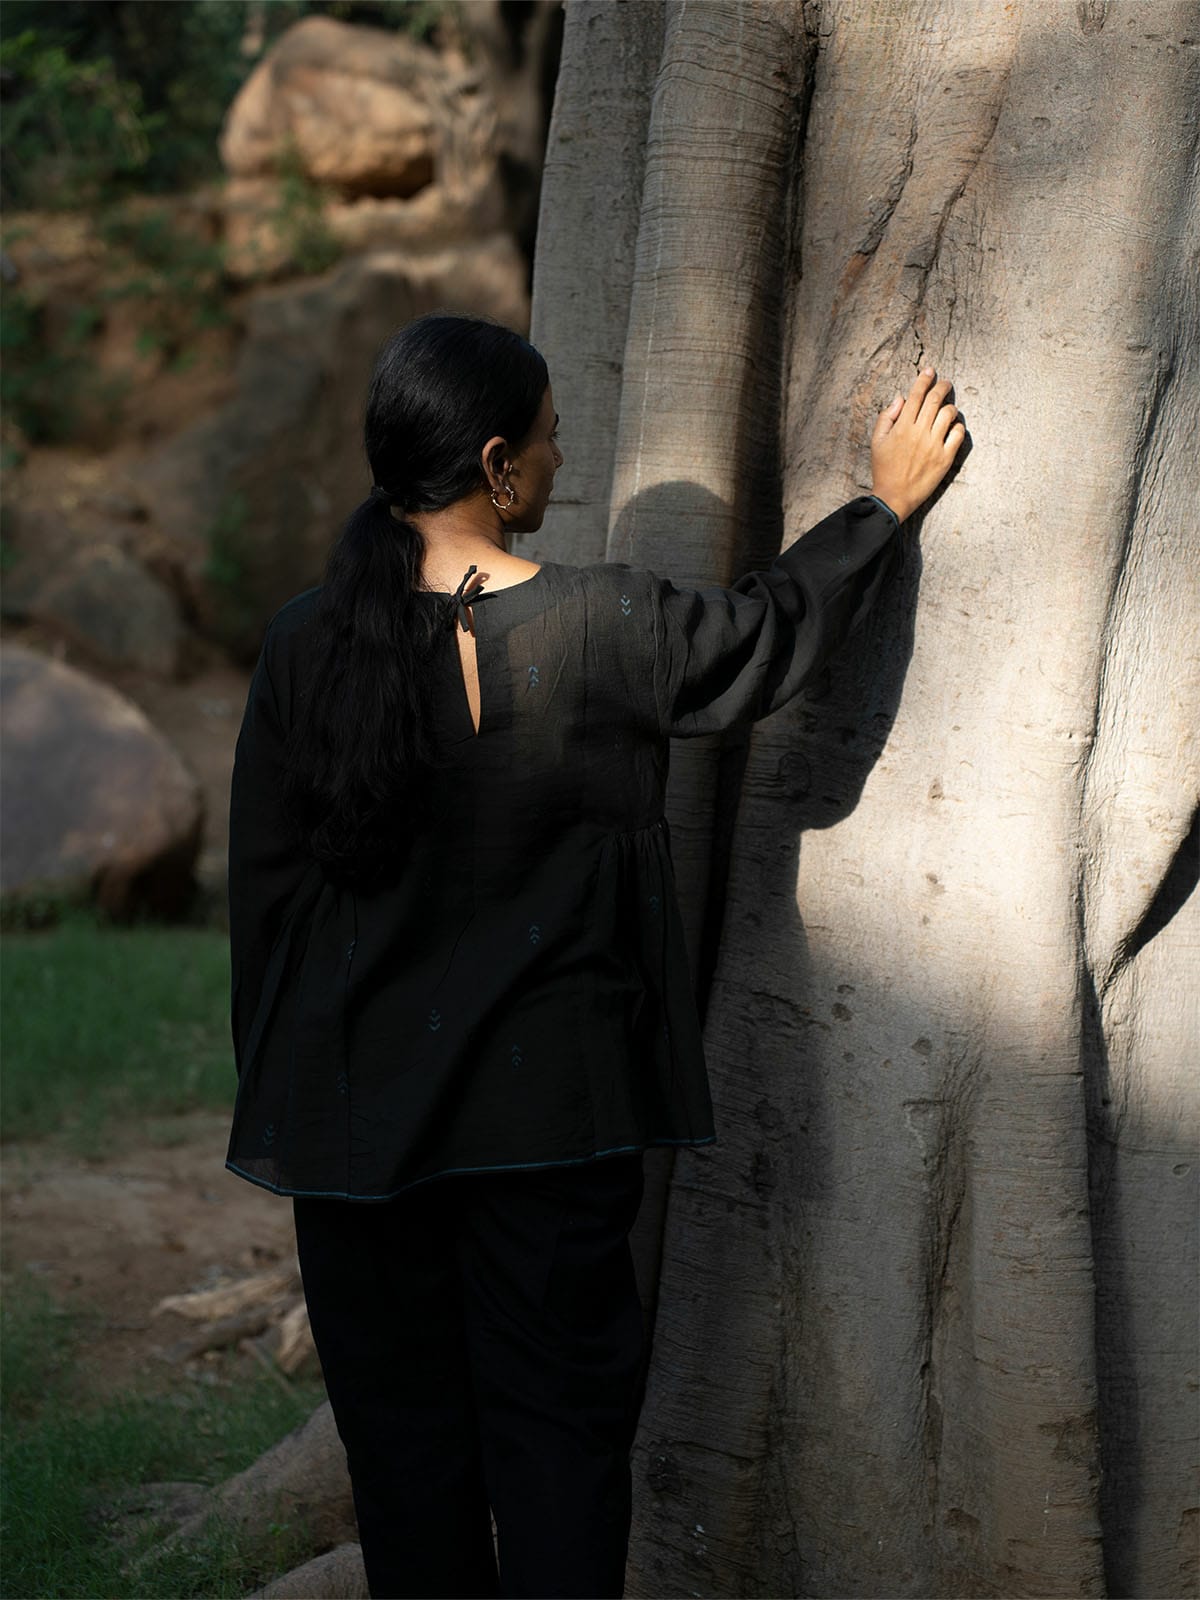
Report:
917,376,954,430
902,367,938,423
871,363,967,520
873,393,904,440
932,400,959,442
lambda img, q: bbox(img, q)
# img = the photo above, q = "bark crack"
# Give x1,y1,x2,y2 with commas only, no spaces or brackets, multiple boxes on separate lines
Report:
908,76,1008,368
857,109,917,260
1078,343,1178,997
916,1046,980,1544
1098,802,1199,1003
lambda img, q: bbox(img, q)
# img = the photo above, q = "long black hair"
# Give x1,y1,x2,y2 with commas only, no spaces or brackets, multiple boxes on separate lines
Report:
279,312,549,889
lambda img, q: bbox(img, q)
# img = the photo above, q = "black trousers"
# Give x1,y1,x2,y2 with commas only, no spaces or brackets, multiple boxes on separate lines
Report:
292,1150,647,1599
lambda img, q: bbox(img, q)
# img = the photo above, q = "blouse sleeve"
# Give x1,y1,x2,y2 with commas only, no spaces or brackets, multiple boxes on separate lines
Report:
651,495,900,738
227,622,312,1080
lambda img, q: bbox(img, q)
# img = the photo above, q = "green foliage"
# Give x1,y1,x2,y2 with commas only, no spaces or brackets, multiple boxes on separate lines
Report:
270,141,344,278
203,487,266,654
0,904,236,1152
0,3,251,206
259,1,452,49
203,489,251,596
0,28,154,210
351,0,451,41
0,1,454,211
0,0,455,445
0,280,103,443
1,1276,326,1599
0,198,231,444
97,200,232,364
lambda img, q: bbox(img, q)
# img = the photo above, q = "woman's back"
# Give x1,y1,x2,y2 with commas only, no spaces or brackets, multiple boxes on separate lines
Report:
225,494,900,1201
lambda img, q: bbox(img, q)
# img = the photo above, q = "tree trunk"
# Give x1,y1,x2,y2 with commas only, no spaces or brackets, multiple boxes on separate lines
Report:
528,3,1199,1597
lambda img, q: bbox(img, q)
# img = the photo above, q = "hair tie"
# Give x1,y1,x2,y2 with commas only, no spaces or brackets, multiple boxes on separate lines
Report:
370,484,400,506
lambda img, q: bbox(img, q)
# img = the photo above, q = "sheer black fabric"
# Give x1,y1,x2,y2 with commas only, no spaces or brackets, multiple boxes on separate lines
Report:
225,496,899,1199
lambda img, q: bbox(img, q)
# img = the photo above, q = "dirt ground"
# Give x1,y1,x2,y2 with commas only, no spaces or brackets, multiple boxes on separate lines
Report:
1,1110,299,1400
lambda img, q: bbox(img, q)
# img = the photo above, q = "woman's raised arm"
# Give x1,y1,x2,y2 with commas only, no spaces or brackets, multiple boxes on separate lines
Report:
651,368,964,738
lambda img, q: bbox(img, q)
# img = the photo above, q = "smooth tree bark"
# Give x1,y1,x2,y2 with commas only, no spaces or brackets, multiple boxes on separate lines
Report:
525,2,1199,1597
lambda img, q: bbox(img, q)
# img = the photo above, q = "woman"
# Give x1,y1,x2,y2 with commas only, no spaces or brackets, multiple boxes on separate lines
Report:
225,312,964,1599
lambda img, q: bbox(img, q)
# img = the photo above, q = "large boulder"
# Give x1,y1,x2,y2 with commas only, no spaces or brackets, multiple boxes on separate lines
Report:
2,536,185,678
218,16,507,280
0,643,203,920
127,243,529,659
220,17,445,196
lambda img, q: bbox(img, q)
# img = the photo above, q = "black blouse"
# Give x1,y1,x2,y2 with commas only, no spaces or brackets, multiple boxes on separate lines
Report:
225,495,899,1200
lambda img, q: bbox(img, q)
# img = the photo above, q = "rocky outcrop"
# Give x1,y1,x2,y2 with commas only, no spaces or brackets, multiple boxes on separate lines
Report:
2,535,185,678
118,1401,356,1587
218,15,509,280
221,17,442,196
252,1542,368,1599
1,643,203,919
127,242,529,658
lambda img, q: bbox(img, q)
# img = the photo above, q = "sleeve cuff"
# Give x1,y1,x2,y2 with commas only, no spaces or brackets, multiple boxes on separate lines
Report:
866,494,901,530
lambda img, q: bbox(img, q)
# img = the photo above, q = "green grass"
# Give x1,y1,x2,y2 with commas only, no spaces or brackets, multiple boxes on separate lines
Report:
1,1276,327,1598
1,905,235,1155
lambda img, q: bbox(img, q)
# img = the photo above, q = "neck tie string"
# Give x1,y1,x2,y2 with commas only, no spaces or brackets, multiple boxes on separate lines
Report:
447,565,499,632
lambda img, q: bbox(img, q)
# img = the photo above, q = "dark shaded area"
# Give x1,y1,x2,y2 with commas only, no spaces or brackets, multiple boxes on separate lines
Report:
501,2,565,292
614,483,922,1597
1084,804,1199,1599
1,1,250,202
0,1,457,206
1080,956,1132,1598
1119,802,1199,976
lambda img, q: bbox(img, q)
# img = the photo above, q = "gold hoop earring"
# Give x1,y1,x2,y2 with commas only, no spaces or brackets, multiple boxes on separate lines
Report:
491,483,517,511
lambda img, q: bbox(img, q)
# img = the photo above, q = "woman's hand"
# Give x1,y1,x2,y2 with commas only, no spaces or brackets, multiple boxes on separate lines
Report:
870,367,966,524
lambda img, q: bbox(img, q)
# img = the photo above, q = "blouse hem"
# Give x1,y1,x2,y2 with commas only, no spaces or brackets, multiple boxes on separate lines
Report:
225,1137,717,1202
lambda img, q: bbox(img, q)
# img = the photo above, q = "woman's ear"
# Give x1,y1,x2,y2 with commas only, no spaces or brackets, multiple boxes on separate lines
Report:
480,434,511,485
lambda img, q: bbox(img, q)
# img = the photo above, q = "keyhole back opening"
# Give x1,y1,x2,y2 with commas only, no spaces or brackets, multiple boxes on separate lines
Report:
454,610,483,736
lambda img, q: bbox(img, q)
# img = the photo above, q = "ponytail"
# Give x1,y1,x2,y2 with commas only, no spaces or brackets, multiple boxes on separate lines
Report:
279,496,443,889
276,312,549,889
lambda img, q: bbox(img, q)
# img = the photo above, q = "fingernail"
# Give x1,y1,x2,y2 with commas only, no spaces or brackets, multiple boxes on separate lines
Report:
923,366,934,376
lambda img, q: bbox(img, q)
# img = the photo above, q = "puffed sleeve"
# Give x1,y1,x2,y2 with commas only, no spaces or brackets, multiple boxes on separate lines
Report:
227,622,313,1080
651,495,900,737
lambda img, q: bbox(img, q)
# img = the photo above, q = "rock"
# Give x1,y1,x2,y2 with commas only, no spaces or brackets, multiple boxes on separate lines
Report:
252,1542,369,1599
11,544,184,677
219,176,302,283
81,489,148,522
220,17,441,196
0,505,78,620
129,243,529,659
217,16,506,280
0,643,203,920
125,1400,357,1582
